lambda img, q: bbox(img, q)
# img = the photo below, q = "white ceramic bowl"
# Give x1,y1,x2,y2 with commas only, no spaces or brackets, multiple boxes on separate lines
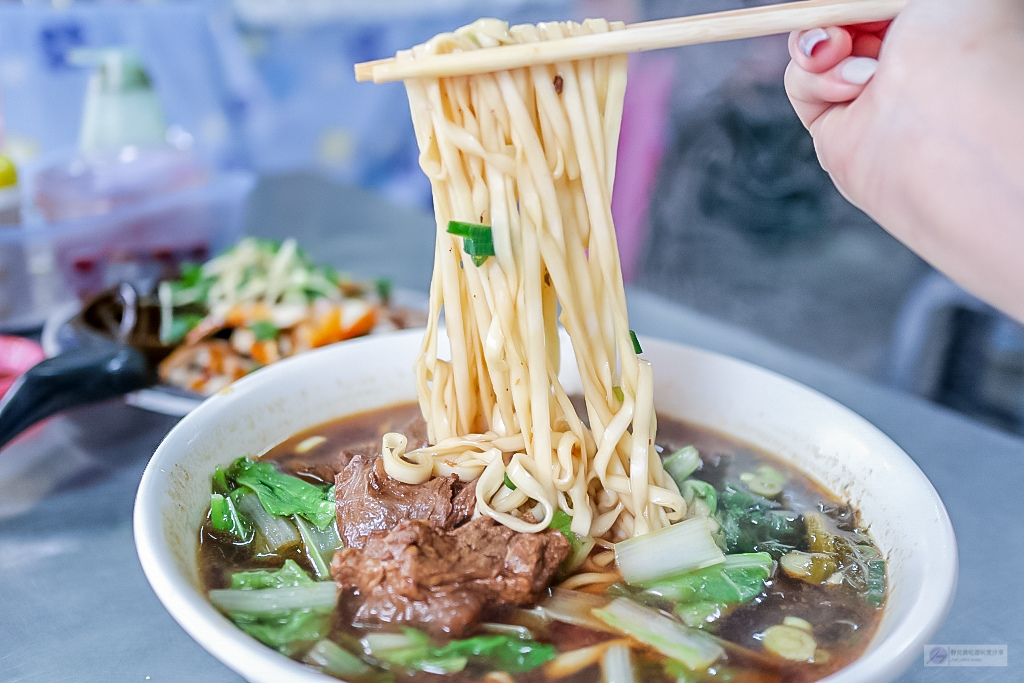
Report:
135,329,957,683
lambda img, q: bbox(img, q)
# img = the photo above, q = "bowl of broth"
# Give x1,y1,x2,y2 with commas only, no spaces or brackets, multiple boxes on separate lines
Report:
135,328,956,682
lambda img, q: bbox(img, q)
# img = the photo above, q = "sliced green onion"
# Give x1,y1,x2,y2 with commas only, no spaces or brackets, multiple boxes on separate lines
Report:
739,465,787,498
612,386,624,403
446,221,493,241
593,598,724,671
463,237,495,266
663,446,700,484
629,330,642,355
303,639,372,679
209,582,338,614
615,516,725,585
447,221,495,266
761,623,816,662
503,473,517,491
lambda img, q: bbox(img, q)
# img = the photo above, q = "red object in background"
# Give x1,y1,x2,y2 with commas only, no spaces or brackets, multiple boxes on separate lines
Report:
0,336,45,399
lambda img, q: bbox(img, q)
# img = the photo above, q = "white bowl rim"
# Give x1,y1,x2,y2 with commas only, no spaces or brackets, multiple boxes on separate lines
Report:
134,329,957,683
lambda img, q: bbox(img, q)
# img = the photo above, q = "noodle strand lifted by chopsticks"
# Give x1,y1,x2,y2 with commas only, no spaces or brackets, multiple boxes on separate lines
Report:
381,18,686,543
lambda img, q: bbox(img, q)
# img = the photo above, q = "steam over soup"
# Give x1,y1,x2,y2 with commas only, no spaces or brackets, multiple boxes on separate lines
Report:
198,403,884,682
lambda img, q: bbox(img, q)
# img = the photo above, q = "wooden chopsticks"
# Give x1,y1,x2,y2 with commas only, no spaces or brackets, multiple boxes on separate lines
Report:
354,0,907,83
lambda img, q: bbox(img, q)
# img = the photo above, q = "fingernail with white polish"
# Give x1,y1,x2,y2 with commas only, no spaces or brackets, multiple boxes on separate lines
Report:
799,28,830,57
841,57,879,85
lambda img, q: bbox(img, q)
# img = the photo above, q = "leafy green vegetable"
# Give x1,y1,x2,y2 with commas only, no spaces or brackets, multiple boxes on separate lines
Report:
549,510,575,541
641,553,773,612
294,515,331,580
680,479,717,518
663,658,701,683
663,446,700,485
228,457,335,529
616,517,725,585
594,598,723,671
304,640,380,682
212,465,231,495
673,601,726,629
366,629,554,675
430,633,555,673
715,482,805,558
230,559,312,590
548,509,595,572
210,493,250,539
250,319,279,341
212,576,336,655
230,608,331,655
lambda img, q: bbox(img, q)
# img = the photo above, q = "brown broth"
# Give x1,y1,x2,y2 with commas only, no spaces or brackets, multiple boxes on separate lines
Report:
198,402,884,683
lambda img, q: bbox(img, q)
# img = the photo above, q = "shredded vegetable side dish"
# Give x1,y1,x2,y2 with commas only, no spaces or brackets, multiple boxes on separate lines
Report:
157,238,423,395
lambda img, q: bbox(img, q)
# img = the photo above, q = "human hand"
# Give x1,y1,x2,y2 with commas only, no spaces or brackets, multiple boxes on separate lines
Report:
784,0,1024,322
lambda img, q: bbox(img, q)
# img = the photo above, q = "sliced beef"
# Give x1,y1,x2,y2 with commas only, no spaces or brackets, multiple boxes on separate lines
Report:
331,517,570,635
334,456,477,548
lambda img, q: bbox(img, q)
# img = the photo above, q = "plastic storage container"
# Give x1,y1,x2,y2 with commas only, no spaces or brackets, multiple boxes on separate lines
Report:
0,170,254,331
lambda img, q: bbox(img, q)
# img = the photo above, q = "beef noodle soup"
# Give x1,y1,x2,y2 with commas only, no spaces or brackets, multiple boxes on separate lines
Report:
195,16,886,682
198,403,884,682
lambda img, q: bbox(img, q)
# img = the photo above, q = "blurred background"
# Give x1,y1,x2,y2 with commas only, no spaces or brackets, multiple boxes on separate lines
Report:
1,0,1022,434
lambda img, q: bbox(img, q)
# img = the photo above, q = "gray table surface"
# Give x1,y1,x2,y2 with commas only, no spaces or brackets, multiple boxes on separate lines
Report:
2,179,1021,682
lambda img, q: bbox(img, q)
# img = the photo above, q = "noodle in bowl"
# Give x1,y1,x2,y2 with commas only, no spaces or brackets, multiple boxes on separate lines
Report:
135,327,956,683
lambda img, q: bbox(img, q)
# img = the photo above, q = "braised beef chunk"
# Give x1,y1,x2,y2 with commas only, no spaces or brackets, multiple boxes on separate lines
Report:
331,517,570,635
334,456,477,548
447,477,478,528
271,447,366,486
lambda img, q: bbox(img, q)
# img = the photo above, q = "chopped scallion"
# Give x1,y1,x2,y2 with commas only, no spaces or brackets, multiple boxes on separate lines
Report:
630,330,642,355
446,221,493,241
